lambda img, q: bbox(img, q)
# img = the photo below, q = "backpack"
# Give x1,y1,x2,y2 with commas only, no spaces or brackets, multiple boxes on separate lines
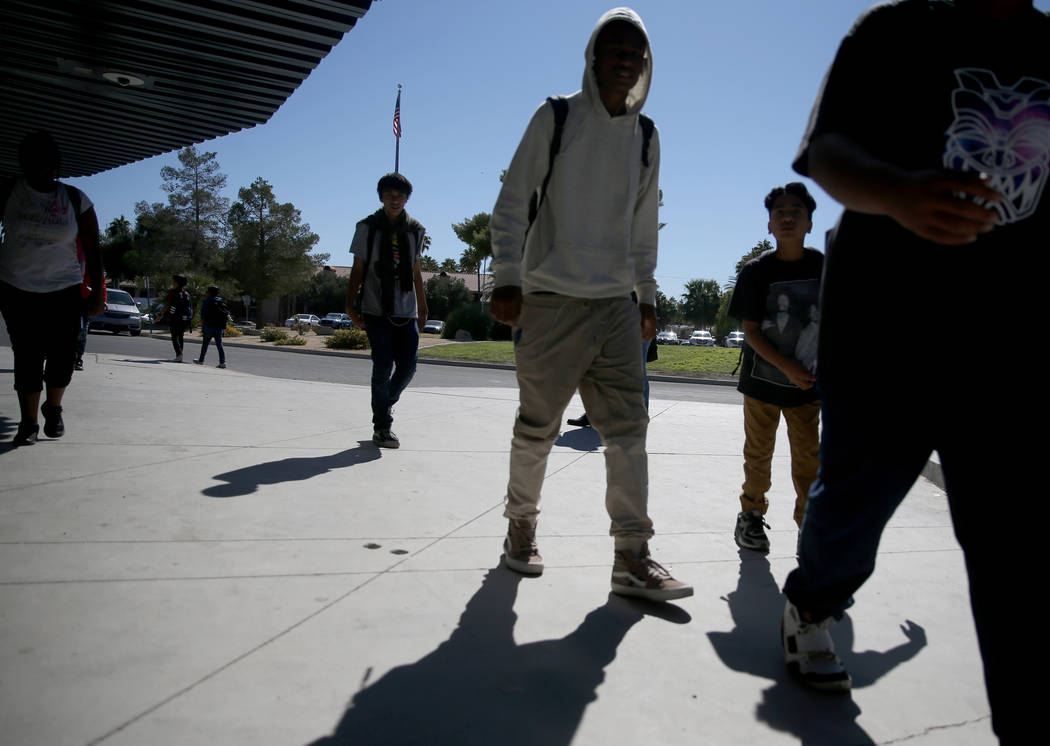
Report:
202,296,229,327
526,96,655,232
173,289,192,323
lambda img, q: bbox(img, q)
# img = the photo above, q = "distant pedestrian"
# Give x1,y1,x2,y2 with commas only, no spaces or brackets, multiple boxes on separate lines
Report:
0,130,105,446
345,173,428,449
489,8,690,601
194,285,229,368
160,274,191,362
729,182,822,554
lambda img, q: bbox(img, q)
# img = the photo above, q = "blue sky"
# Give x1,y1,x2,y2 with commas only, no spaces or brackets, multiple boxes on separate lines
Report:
69,0,1050,300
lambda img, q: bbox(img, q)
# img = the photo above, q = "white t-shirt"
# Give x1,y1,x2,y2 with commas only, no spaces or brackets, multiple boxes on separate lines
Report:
0,178,93,292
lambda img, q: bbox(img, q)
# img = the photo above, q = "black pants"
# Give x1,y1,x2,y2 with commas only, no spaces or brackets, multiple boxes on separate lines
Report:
170,320,187,356
0,281,81,393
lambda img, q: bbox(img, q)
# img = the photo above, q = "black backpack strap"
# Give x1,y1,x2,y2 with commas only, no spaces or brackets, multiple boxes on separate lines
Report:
65,183,82,227
639,114,654,168
526,96,569,229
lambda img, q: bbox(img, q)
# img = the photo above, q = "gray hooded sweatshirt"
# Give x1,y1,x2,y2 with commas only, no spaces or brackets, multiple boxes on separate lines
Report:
490,7,660,306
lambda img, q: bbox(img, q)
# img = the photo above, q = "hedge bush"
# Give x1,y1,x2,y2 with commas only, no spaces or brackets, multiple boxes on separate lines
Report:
260,327,288,342
224,324,243,337
324,329,370,349
274,335,307,346
441,304,492,341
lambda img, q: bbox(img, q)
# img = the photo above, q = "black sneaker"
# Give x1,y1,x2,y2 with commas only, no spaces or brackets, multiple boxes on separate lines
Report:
13,423,39,447
566,413,590,427
74,358,84,371
373,429,400,448
41,402,64,438
734,510,770,553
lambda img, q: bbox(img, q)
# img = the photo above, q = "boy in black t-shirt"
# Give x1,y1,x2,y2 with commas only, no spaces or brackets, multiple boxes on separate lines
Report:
780,1,1047,735
728,183,823,554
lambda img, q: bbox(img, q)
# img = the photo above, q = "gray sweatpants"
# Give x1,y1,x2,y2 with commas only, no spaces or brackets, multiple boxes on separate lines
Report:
504,293,653,545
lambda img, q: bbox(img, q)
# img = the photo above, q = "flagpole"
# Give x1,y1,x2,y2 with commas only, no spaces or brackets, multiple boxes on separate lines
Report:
393,84,402,173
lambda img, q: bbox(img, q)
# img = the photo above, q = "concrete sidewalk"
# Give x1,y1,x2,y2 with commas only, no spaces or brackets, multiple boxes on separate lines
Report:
0,346,993,745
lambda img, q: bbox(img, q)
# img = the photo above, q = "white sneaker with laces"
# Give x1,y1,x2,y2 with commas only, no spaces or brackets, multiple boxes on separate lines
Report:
782,600,852,691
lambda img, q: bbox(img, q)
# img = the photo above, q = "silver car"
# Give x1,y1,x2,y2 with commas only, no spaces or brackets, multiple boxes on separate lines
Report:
284,314,321,329
89,288,142,336
726,330,745,348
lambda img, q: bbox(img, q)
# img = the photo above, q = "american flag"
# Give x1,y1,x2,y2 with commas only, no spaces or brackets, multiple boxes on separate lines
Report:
393,90,402,138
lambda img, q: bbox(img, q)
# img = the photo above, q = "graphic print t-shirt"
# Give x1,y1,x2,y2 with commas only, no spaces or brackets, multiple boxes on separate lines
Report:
791,0,1050,383
729,248,823,407
349,216,424,319
0,180,92,292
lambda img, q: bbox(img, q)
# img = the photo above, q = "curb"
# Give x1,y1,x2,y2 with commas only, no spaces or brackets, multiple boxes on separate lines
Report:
140,330,739,387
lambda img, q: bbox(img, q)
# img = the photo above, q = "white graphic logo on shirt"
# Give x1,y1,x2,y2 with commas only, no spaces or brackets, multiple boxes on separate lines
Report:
943,68,1050,225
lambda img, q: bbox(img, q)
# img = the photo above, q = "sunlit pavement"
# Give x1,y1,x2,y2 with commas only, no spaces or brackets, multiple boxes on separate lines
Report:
0,346,994,746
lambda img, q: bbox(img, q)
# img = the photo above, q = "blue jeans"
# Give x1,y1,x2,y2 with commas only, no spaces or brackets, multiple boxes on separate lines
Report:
199,325,225,364
784,378,1017,739
364,315,418,429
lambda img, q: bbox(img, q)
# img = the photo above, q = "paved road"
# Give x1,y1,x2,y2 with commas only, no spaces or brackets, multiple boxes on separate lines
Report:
51,329,745,405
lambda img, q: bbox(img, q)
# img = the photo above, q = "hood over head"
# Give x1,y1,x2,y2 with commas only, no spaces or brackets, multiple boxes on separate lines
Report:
583,7,652,117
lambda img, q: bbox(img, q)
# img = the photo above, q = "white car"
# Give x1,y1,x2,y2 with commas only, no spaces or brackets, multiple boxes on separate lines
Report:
89,288,142,336
687,330,715,346
656,330,678,345
726,330,745,348
284,314,321,329
422,319,445,334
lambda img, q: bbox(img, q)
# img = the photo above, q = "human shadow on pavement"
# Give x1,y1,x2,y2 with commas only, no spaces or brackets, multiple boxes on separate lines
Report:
0,413,15,452
554,426,601,452
707,551,927,745
203,441,381,497
308,566,690,746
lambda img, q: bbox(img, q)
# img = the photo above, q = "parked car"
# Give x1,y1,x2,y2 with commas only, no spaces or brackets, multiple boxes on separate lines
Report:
655,330,678,345
726,330,745,348
284,314,321,329
232,319,256,330
89,288,142,336
686,330,715,346
422,319,445,335
318,312,353,329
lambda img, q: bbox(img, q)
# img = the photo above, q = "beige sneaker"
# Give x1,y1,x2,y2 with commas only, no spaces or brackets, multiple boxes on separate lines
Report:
611,542,693,601
502,518,543,575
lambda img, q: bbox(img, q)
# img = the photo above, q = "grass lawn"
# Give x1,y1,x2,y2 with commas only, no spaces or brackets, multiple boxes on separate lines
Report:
418,341,740,376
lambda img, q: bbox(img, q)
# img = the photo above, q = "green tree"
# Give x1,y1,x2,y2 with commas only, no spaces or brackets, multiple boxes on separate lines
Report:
726,238,774,289
419,254,439,272
424,275,472,320
713,289,735,340
160,145,229,269
300,268,347,314
100,216,134,284
224,177,325,302
452,212,491,272
126,200,191,280
439,257,459,273
655,289,682,327
680,278,722,328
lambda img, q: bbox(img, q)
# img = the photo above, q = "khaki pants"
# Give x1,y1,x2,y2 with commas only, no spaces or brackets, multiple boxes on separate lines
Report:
740,396,820,527
504,294,653,542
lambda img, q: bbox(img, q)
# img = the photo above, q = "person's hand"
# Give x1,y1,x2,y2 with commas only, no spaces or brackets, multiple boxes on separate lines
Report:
416,315,427,333
639,303,657,342
887,169,1001,245
86,290,105,318
490,285,523,325
780,360,816,390
347,308,365,330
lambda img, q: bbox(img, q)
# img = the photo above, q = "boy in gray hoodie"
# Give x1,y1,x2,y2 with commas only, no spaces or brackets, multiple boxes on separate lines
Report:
489,7,690,602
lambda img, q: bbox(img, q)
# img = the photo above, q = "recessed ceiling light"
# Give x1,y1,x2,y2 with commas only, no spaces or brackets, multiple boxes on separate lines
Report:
102,71,145,87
